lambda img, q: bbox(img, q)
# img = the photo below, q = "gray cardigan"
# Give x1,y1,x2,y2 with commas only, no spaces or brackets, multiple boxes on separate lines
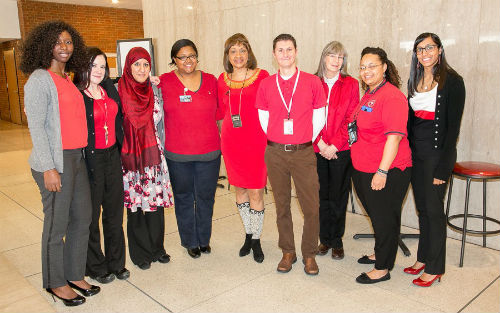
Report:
24,69,65,173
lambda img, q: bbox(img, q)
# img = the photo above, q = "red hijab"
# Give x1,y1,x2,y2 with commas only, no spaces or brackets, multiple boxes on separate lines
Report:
118,47,161,173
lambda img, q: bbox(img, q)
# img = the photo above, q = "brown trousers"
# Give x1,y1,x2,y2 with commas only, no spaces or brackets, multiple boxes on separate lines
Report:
265,145,320,258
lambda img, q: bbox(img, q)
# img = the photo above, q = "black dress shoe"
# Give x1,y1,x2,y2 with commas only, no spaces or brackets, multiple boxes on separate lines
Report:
90,272,115,284
187,247,201,258
46,288,86,306
138,262,151,270
357,255,376,264
200,246,211,254
158,254,171,263
355,272,390,284
67,281,101,297
113,268,130,280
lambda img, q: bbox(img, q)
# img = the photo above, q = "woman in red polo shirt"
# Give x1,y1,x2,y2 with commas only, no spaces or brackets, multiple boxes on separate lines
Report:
217,33,269,263
21,20,99,306
313,41,359,260
158,39,223,259
350,47,412,284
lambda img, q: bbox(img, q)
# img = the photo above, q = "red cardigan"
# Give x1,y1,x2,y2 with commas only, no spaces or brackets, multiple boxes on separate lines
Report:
314,74,359,153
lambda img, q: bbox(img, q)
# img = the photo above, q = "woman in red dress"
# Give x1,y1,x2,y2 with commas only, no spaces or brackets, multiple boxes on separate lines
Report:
217,33,269,263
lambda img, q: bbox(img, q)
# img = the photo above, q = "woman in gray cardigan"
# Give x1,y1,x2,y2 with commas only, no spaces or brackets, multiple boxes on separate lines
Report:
21,21,99,306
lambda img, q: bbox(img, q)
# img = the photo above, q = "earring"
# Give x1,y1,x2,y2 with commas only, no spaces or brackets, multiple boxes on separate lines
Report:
417,62,420,69
438,54,441,65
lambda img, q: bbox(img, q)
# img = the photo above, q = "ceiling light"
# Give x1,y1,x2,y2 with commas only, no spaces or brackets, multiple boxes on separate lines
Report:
112,0,119,4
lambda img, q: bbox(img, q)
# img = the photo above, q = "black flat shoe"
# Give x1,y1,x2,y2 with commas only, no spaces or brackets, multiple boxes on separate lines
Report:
357,255,376,264
89,272,115,284
113,268,130,280
46,288,86,307
67,281,101,297
200,246,211,254
138,262,151,270
158,254,171,263
355,272,390,284
187,247,201,258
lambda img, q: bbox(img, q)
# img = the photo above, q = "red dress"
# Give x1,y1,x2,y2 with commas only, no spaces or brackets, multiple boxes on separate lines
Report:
217,69,269,189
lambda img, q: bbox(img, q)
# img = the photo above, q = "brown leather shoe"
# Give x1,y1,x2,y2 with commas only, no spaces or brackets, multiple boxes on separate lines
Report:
303,257,319,275
317,243,330,256
277,252,297,273
331,247,344,260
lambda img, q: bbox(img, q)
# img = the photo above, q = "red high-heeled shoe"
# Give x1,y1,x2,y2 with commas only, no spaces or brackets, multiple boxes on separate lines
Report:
403,264,425,275
413,274,442,287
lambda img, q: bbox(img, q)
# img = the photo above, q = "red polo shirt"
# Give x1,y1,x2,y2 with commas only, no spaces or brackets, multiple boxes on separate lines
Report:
255,70,326,144
350,82,412,173
314,74,359,153
158,70,222,154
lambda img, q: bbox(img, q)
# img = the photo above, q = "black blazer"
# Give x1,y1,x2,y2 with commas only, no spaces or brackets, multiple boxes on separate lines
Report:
82,78,124,165
408,72,466,181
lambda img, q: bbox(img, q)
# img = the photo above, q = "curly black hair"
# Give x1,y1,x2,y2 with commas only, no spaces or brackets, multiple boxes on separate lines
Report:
20,20,86,74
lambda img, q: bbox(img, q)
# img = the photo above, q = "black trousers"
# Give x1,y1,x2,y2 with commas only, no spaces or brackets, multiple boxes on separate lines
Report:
412,154,448,275
352,167,411,270
85,145,126,277
316,150,353,248
127,207,166,265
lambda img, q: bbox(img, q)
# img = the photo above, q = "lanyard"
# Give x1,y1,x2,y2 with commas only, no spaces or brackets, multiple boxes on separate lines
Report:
228,68,248,117
276,69,300,120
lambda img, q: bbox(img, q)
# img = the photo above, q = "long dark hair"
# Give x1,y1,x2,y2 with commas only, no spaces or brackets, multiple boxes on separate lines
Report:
360,47,401,90
20,20,86,74
74,47,109,90
408,32,459,98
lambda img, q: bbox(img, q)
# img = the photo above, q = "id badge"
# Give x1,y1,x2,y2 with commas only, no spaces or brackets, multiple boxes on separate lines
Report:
347,120,358,146
179,95,192,102
231,114,242,128
284,119,293,135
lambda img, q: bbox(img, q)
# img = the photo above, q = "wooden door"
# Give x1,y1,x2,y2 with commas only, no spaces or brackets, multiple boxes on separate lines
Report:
3,48,22,124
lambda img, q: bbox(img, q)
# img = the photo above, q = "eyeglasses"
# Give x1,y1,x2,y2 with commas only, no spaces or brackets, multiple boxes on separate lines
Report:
327,54,344,61
359,64,382,72
416,44,438,54
175,54,198,62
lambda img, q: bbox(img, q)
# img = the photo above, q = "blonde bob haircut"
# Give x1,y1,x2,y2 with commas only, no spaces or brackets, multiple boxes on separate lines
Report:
315,41,349,78
223,33,257,73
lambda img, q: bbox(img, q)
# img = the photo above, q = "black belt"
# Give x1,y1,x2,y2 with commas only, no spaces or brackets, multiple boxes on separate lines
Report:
267,140,312,152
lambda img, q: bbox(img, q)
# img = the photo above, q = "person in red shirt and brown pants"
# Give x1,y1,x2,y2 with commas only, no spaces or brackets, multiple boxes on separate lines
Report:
351,47,412,284
256,34,326,275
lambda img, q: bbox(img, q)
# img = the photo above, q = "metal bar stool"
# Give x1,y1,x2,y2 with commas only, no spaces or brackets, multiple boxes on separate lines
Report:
445,161,500,267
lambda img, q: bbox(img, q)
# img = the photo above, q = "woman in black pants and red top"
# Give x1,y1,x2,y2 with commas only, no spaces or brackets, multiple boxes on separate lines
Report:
405,32,465,287
351,47,412,284
74,47,129,284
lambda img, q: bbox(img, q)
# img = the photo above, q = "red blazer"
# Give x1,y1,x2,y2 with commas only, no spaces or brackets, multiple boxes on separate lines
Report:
314,74,359,152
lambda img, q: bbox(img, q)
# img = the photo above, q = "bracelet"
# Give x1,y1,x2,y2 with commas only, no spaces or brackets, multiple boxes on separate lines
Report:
377,168,388,176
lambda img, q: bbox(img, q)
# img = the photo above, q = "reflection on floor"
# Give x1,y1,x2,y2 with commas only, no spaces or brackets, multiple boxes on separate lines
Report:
0,120,498,313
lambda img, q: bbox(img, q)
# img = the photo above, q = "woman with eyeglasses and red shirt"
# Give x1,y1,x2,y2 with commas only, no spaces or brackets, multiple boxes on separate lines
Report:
405,32,465,287
158,39,223,259
350,47,412,285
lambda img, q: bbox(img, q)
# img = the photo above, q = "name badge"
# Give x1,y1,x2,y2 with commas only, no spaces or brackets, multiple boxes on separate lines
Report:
179,95,192,102
231,114,242,128
361,105,372,112
284,119,293,135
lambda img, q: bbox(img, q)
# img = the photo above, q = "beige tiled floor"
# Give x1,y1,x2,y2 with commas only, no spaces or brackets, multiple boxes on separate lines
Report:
0,119,499,313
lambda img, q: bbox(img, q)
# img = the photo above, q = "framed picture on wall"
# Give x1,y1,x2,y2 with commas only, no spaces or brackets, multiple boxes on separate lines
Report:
116,38,155,77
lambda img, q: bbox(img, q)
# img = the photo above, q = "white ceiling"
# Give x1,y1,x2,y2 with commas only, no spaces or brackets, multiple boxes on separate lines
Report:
30,0,142,10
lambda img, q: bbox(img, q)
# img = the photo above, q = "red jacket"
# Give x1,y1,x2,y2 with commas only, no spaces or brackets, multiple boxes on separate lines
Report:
314,74,359,152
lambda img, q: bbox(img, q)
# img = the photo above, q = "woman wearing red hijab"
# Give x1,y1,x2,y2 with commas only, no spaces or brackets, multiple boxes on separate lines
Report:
118,47,174,270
